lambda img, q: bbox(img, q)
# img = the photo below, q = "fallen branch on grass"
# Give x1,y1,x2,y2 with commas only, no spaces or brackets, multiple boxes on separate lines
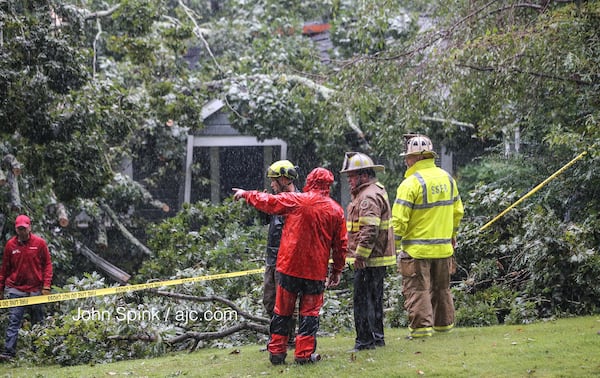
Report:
154,290,269,325
167,321,268,352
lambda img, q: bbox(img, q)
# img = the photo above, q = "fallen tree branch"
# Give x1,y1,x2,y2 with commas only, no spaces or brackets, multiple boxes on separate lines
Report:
100,203,153,256
178,0,222,74
83,4,121,20
108,333,157,342
203,74,366,148
421,116,476,129
75,242,131,283
6,173,20,211
167,321,268,351
2,154,22,176
95,220,108,249
108,292,269,348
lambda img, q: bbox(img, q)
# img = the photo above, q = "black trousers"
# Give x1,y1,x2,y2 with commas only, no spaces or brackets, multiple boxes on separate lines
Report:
353,266,386,349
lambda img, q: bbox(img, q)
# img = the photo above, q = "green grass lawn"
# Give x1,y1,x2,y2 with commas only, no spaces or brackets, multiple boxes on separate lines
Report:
1,316,599,377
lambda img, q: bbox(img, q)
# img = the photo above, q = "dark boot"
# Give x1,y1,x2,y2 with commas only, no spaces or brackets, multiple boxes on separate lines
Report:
269,353,287,365
294,353,321,364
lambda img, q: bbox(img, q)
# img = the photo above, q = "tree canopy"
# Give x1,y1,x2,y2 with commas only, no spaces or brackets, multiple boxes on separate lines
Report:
0,0,598,365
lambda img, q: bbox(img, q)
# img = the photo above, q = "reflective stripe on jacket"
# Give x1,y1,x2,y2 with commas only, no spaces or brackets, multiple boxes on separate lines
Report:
391,159,464,259
347,180,396,267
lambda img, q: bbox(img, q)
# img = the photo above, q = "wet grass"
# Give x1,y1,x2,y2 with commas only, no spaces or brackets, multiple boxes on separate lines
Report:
1,315,599,377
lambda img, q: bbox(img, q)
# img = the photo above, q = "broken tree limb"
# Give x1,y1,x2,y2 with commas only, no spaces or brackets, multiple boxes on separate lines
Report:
111,322,268,349
154,291,269,325
95,220,108,249
198,75,366,148
108,333,157,342
2,154,22,176
113,173,170,212
81,4,121,20
75,242,131,283
345,110,371,151
138,183,170,213
178,0,222,73
2,155,22,211
99,203,153,256
6,169,20,211
167,321,269,350
421,116,476,129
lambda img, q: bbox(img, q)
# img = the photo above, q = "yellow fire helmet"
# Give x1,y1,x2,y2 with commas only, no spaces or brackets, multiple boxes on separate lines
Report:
340,152,385,173
266,160,299,180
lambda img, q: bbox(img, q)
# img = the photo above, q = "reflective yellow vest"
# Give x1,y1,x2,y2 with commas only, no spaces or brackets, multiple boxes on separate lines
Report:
392,159,464,259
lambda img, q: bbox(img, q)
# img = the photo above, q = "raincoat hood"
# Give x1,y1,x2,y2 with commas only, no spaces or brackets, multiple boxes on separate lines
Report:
303,168,334,195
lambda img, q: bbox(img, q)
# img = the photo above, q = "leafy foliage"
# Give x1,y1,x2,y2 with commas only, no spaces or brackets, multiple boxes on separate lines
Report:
455,153,599,322
19,273,173,366
0,0,599,367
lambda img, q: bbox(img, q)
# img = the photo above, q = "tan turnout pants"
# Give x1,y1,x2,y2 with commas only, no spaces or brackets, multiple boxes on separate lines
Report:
399,255,455,337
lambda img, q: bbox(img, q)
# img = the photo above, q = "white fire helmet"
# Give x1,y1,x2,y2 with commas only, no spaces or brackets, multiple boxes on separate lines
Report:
401,135,438,158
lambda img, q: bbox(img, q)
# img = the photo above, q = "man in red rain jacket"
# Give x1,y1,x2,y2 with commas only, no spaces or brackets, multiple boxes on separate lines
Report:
233,167,347,365
0,215,53,360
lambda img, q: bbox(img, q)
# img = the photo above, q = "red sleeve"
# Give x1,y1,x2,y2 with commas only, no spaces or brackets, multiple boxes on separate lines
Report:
0,244,11,292
330,208,348,275
40,241,53,289
243,191,299,215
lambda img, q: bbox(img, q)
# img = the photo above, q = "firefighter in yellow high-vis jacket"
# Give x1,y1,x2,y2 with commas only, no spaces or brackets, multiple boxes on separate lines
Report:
392,135,464,339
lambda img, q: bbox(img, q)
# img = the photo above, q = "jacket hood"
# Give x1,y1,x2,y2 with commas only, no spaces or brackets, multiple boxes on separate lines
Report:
303,167,334,195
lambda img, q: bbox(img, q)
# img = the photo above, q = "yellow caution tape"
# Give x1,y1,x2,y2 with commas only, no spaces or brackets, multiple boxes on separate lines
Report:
1,257,359,309
480,151,588,232
0,268,265,309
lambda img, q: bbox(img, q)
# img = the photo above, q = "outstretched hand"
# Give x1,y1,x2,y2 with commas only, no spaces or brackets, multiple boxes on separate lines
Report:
232,188,246,201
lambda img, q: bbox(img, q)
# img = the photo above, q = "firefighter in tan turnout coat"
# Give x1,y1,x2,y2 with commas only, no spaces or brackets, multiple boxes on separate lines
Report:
341,152,396,351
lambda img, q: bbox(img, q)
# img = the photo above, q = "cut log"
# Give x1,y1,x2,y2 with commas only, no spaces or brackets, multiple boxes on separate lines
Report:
56,203,69,227
2,154,22,176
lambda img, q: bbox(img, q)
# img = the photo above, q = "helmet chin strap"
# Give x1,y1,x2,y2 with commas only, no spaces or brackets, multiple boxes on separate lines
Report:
275,178,294,193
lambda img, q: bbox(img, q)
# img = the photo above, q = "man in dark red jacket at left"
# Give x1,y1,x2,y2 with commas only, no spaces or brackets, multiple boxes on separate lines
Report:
233,167,347,365
0,214,53,361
